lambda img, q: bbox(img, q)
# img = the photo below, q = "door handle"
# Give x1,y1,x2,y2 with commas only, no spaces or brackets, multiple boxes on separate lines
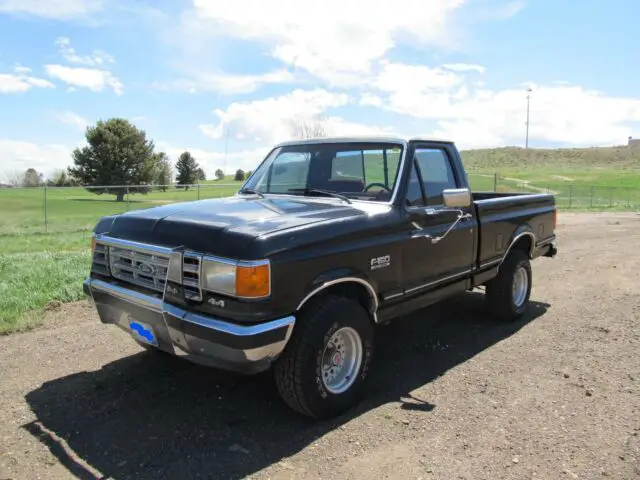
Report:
412,211,472,244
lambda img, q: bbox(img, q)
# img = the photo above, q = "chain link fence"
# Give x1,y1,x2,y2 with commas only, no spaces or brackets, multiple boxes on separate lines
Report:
0,183,241,235
466,173,640,210
1,177,638,235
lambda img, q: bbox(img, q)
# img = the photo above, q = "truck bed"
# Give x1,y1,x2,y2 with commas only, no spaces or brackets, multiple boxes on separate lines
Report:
472,191,556,270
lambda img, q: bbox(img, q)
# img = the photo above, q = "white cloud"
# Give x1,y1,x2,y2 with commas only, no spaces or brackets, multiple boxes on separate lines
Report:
54,36,115,66
45,64,123,95
375,62,464,93
199,89,351,144
0,0,103,20
154,69,295,95
0,140,73,177
442,63,486,73
55,111,89,131
0,65,55,93
323,117,399,137
359,93,383,107
365,62,640,148
188,0,469,86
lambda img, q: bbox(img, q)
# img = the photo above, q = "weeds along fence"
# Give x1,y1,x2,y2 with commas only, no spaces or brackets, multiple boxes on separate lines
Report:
0,178,639,235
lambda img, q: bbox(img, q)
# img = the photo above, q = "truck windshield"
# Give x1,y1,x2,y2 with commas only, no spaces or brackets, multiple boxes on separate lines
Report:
241,142,404,203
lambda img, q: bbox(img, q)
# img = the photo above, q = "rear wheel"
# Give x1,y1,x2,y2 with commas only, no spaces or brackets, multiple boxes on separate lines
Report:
485,249,532,322
274,295,374,419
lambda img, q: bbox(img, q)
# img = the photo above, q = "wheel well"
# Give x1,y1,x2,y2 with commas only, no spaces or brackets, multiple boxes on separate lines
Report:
297,281,378,322
507,233,534,259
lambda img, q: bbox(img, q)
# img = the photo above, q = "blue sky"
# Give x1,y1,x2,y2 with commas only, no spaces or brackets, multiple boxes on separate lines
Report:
1,0,639,178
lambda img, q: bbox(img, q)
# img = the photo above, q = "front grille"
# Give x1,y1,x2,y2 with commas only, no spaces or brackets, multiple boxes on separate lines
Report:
92,243,110,276
108,245,170,293
182,253,202,301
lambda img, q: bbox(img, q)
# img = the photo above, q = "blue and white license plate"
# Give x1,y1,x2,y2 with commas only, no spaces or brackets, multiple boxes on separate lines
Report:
129,319,158,346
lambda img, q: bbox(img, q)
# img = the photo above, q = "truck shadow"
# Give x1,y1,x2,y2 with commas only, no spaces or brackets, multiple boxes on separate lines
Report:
23,292,549,480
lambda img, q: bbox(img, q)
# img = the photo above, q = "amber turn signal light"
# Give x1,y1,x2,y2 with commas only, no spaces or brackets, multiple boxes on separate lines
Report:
235,263,270,298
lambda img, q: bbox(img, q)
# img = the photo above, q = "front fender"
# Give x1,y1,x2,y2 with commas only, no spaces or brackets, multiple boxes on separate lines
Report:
295,267,380,319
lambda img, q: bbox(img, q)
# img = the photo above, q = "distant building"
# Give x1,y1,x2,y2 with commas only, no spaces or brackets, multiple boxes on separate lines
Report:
628,136,640,148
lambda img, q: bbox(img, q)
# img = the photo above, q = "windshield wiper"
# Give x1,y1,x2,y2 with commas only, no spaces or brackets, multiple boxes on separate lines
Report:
288,188,352,204
238,188,265,198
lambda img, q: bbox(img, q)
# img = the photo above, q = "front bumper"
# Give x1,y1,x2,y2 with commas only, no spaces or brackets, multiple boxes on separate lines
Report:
83,278,295,374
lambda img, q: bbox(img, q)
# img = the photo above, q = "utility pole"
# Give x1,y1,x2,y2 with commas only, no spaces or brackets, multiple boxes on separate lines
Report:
223,125,229,176
525,87,532,148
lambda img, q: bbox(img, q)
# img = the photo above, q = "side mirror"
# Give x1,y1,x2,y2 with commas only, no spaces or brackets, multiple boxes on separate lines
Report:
442,188,471,208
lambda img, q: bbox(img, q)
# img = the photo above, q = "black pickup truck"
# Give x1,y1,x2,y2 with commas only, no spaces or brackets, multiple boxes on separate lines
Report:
84,137,557,419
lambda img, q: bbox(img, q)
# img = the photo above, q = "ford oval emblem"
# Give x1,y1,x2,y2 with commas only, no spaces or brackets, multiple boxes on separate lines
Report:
137,262,156,276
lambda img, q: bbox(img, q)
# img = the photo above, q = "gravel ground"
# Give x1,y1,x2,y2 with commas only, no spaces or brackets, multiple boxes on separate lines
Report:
1,212,639,480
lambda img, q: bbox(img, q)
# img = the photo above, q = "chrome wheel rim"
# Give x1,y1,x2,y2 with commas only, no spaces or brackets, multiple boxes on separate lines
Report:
512,266,528,307
321,327,363,394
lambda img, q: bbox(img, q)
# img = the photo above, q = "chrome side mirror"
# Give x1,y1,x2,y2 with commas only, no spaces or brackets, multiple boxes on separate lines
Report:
442,188,471,208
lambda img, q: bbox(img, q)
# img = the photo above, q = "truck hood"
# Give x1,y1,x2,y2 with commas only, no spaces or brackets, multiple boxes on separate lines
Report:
96,195,390,258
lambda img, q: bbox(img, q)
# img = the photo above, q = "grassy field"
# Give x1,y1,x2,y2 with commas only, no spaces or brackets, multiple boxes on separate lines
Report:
461,145,640,209
1,144,639,334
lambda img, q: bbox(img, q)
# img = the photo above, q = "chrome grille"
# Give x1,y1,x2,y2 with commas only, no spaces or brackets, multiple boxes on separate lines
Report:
182,253,202,301
108,245,170,293
91,243,110,276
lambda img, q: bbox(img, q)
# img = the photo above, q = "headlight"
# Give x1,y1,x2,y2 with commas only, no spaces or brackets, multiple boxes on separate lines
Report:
201,257,270,299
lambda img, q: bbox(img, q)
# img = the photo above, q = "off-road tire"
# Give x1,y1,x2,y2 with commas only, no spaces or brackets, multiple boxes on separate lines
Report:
274,295,374,419
486,249,532,322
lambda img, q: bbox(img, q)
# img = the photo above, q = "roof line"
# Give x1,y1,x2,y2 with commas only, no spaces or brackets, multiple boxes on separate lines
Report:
273,136,453,147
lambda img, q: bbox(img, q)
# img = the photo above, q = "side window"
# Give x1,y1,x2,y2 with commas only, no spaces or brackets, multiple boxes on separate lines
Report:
414,148,457,205
405,163,425,206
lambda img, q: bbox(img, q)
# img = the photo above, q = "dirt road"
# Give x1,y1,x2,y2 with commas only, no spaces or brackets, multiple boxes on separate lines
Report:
1,212,639,479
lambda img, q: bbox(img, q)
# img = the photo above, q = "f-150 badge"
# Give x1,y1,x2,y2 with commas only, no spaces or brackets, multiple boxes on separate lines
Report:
370,255,391,270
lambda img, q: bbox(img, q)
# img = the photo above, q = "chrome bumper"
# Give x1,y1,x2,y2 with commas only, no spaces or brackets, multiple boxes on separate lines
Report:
83,278,295,374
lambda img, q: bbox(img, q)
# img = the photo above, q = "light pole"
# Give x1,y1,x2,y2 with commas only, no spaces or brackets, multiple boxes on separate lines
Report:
525,87,532,148
223,125,229,175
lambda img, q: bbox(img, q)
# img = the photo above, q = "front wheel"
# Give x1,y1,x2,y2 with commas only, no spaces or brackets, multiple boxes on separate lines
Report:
274,295,374,419
485,249,532,322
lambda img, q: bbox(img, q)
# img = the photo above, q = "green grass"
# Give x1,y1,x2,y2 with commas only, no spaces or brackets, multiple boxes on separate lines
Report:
0,182,243,235
0,230,91,333
461,145,640,210
0,249,91,333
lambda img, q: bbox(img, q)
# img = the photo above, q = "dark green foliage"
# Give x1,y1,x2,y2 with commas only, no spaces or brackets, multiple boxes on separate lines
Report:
67,118,158,201
175,151,199,190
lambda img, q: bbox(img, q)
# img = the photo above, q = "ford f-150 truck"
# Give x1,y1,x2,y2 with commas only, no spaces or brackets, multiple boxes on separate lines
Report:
83,137,557,419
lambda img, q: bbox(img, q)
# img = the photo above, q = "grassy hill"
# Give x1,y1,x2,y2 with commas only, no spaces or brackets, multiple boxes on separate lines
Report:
460,145,640,170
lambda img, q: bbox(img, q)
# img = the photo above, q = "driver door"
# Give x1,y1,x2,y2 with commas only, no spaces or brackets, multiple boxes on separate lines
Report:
402,145,476,294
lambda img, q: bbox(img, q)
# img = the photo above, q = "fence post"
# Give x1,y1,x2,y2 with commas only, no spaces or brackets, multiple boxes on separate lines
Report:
493,172,498,192
197,183,200,200
44,184,48,233
609,189,613,208
126,187,130,211
590,187,594,208
568,185,572,209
